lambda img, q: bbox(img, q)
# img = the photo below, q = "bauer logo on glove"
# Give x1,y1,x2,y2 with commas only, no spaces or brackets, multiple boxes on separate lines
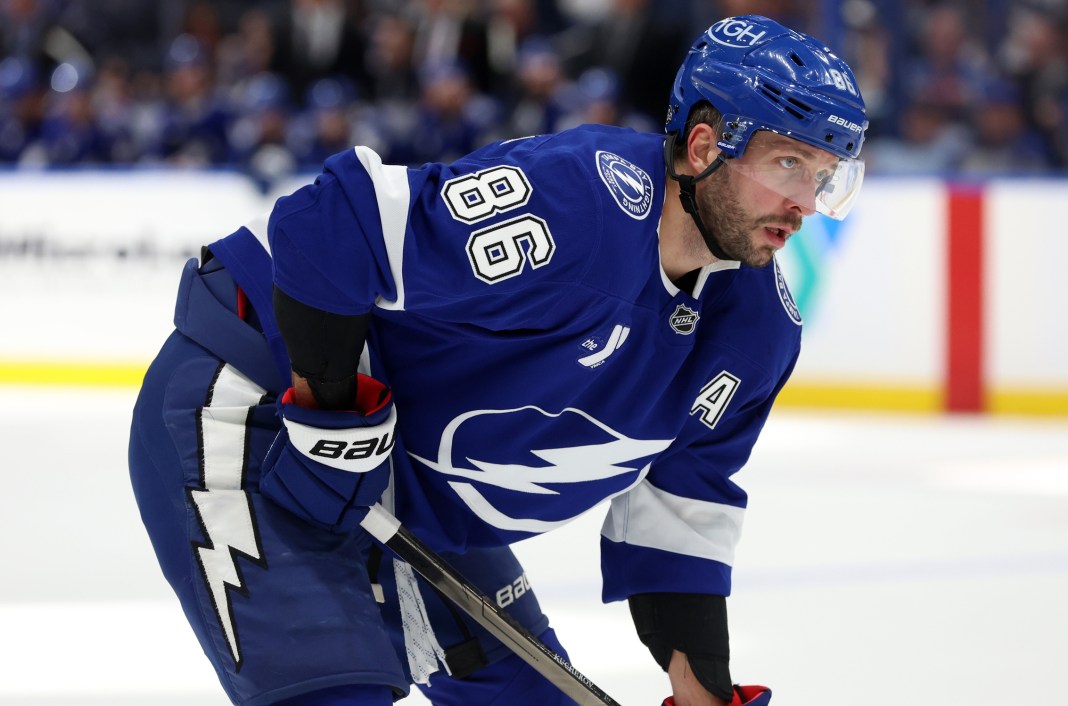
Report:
306,434,396,463
281,385,398,474
260,375,397,532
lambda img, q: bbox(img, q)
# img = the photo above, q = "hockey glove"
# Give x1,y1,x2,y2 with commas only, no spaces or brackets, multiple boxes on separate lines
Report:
662,684,771,706
260,374,396,533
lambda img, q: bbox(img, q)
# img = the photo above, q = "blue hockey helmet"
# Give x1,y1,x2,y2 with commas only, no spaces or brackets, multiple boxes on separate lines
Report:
666,17,868,220
667,16,867,160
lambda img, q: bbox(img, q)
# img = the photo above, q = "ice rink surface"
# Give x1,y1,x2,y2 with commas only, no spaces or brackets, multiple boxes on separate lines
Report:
2,385,1066,706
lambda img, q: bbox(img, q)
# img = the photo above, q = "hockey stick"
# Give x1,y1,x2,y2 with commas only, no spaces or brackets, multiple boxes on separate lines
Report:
360,503,622,706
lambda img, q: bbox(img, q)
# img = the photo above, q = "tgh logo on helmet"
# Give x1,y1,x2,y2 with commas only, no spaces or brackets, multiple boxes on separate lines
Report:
707,18,769,49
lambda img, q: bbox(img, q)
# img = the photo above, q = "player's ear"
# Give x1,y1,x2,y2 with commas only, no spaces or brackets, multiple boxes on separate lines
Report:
685,122,720,174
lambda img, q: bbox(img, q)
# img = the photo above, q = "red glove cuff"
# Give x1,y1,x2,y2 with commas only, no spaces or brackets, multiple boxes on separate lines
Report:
662,684,771,706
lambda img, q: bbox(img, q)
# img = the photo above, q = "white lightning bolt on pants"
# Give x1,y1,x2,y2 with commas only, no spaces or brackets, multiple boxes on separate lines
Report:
130,324,574,706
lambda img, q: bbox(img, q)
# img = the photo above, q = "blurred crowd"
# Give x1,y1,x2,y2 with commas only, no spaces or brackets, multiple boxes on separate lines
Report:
2,0,1068,181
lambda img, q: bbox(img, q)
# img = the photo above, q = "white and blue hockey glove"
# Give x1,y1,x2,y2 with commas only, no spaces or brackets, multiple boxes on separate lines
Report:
662,685,771,706
260,374,396,533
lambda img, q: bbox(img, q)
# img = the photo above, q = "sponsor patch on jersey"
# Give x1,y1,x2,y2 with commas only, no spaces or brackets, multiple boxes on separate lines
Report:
596,151,653,220
774,258,802,325
669,304,699,335
577,324,630,368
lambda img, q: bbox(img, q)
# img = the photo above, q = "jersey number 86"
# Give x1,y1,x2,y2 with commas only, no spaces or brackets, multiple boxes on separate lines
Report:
442,166,556,284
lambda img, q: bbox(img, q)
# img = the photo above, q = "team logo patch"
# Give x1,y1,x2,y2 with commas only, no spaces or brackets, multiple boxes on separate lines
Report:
596,151,653,220
669,304,699,335
409,406,674,532
774,258,802,325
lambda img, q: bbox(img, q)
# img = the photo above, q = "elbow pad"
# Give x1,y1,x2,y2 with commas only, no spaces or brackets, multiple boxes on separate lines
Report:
273,286,370,409
629,592,733,701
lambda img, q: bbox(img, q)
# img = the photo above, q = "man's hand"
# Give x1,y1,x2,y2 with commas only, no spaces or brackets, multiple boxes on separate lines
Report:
290,372,320,408
663,652,772,706
668,650,729,706
259,374,395,533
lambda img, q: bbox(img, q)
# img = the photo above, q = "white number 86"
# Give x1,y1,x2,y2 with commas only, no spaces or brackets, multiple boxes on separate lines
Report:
466,215,555,283
442,166,532,224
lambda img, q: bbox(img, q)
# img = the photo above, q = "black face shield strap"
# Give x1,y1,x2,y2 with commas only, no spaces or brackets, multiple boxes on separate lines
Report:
664,132,732,261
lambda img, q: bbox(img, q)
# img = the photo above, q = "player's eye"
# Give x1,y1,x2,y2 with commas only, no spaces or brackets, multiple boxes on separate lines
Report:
778,157,800,170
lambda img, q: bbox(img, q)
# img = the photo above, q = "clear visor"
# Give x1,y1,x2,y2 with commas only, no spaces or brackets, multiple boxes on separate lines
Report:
724,153,865,221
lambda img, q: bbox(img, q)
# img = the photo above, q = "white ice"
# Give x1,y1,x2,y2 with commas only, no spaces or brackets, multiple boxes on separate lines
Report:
2,386,1066,705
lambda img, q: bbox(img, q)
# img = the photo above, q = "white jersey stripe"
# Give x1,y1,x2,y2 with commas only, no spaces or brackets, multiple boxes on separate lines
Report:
243,211,272,256
353,146,412,311
601,480,745,567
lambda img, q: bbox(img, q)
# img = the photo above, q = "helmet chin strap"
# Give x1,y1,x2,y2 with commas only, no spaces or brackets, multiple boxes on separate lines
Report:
664,132,733,261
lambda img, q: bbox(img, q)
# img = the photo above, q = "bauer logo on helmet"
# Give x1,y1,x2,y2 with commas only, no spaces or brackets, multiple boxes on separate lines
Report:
829,114,864,132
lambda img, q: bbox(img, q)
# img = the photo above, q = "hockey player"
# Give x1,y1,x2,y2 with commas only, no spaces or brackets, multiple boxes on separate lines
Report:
129,15,866,706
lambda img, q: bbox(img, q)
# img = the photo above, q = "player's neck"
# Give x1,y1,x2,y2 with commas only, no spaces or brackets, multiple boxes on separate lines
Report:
658,175,718,283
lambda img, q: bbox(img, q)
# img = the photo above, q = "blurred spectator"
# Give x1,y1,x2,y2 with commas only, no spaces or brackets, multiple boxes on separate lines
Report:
364,10,421,103
53,0,173,73
0,55,46,164
958,77,1052,173
997,6,1068,166
703,0,809,34
410,0,492,93
272,0,368,99
147,33,234,166
902,4,992,124
229,71,296,183
862,100,971,173
483,0,556,94
182,1,227,58
216,8,278,86
0,0,61,64
288,75,386,168
839,0,892,136
385,62,497,165
558,0,689,123
38,60,118,165
557,66,655,132
1,0,1068,177
90,56,142,163
500,37,571,137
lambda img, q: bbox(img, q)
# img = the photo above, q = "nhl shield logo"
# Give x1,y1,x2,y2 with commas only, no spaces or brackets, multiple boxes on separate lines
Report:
669,304,699,335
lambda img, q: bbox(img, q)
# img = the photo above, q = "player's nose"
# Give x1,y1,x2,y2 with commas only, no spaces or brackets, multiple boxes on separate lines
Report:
784,182,817,216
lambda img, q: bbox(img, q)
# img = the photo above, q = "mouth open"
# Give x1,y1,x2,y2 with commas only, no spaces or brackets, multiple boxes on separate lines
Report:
764,226,789,248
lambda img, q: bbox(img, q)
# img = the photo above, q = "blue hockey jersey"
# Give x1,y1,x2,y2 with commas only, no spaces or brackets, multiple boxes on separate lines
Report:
209,124,802,602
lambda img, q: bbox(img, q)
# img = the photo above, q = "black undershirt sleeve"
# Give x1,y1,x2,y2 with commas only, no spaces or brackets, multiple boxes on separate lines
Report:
273,286,370,410
629,592,733,701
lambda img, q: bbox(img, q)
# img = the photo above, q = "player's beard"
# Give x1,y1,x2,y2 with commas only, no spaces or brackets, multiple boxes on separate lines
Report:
696,166,799,268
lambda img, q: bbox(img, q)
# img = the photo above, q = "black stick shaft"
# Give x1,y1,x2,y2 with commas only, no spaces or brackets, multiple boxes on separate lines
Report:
361,504,622,706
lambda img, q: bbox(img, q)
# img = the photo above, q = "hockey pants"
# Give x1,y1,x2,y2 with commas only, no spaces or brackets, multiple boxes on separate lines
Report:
128,258,576,705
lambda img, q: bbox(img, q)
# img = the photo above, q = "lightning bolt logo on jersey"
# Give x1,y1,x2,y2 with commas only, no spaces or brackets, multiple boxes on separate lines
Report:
410,406,674,534
189,363,268,669
596,150,654,219
262,123,805,596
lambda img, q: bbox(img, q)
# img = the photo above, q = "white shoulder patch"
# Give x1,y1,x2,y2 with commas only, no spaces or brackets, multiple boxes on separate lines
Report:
596,151,653,220
774,258,803,325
